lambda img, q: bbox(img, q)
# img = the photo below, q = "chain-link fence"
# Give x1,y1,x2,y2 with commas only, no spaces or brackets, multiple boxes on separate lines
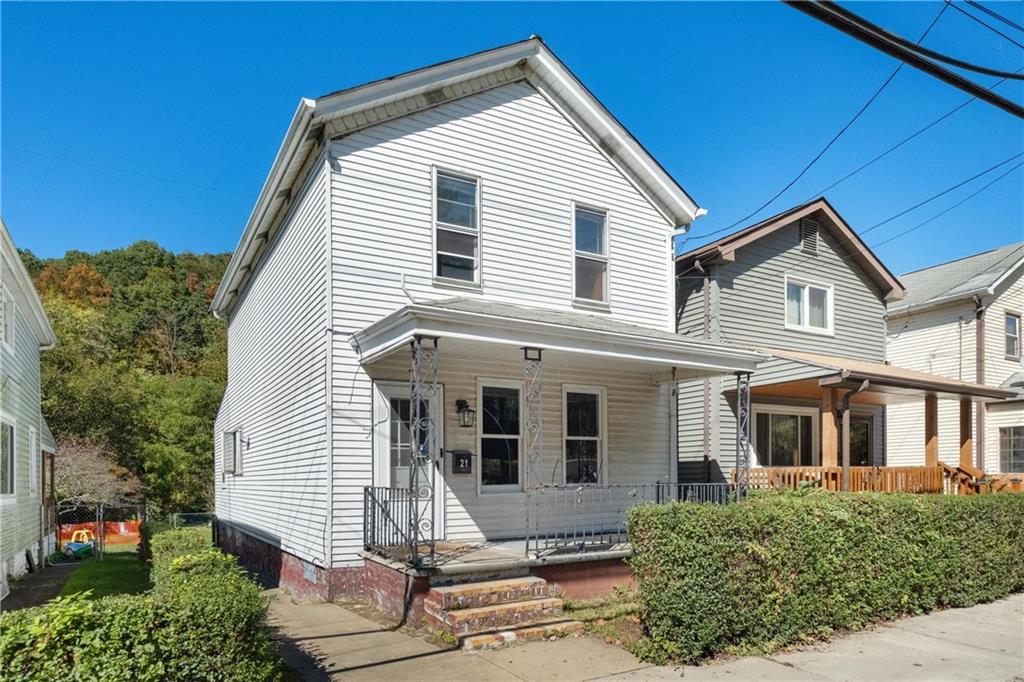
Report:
55,503,146,560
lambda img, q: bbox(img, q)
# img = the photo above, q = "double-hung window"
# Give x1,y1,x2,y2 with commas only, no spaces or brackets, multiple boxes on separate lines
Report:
434,170,480,284
999,426,1024,473
1,285,14,352
1005,313,1020,360
564,386,604,484
785,276,832,334
574,206,609,304
29,426,38,496
479,383,521,491
1,421,14,495
223,429,242,476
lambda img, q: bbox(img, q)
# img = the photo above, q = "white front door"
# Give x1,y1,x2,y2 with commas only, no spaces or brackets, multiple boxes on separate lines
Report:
373,381,445,540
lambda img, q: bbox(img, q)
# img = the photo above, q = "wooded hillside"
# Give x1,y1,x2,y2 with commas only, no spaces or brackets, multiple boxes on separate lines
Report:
21,241,229,512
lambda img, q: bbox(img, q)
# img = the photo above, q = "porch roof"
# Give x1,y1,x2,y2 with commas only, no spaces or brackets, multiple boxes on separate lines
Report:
351,298,765,377
756,347,1017,403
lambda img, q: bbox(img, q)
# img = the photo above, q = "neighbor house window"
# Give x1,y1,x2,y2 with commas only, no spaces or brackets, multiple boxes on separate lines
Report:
223,429,242,476
1005,313,1020,360
479,383,521,491
1,421,14,495
785,276,832,334
29,426,38,496
434,170,479,283
1000,426,1024,473
574,206,608,303
1,285,14,351
754,407,817,466
564,386,604,484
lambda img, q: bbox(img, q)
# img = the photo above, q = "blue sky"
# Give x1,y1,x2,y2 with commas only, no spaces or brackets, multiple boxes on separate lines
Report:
3,2,1022,275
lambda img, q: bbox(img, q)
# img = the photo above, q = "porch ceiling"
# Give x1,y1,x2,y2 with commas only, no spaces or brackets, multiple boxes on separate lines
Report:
351,298,765,380
754,347,1017,404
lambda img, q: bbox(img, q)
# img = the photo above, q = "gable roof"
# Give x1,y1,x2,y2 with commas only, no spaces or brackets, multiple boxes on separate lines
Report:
211,37,701,317
675,198,906,302
887,241,1024,315
0,218,56,349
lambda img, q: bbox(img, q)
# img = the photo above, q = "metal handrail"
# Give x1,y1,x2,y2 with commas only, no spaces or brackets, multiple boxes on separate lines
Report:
363,486,412,554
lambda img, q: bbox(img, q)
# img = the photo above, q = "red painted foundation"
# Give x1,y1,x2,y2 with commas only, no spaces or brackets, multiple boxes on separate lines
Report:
530,559,634,600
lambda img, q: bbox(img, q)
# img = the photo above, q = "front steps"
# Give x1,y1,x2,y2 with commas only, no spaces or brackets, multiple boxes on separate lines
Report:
423,575,582,650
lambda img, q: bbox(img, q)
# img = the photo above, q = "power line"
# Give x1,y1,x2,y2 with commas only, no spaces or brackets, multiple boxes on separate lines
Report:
687,4,948,242
1,145,257,199
871,161,1024,248
964,0,1024,35
946,0,1024,51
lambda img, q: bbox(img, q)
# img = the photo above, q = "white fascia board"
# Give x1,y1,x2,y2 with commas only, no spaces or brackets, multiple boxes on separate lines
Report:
211,98,316,316
351,305,764,373
986,254,1024,296
0,220,55,349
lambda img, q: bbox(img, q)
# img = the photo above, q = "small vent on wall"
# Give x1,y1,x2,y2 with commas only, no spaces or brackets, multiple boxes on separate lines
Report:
800,218,819,255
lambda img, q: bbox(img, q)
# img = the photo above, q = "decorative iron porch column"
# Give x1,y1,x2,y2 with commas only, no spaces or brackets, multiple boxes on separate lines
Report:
523,347,544,491
409,335,439,566
735,372,752,499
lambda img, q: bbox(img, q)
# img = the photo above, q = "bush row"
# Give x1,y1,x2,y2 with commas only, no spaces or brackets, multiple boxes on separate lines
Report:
0,528,282,681
627,491,1024,664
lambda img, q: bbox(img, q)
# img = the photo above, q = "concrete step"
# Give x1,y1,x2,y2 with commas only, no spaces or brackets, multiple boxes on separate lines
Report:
441,596,565,637
460,619,584,650
425,576,553,616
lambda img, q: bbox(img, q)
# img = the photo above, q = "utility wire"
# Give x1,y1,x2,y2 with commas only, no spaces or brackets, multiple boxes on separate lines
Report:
870,161,1024,248
964,0,1024,34
688,4,948,242
946,0,1024,51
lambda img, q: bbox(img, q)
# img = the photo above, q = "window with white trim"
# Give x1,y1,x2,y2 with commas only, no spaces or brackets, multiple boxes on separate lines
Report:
574,206,608,303
29,426,38,496
434,171,479,283
1,421,14,495
479,383,521,491
564,386,604,484
1,285,14,351
1000,426,1024,473
222,429,242,476
785,276,832,334
1005,313,1020,360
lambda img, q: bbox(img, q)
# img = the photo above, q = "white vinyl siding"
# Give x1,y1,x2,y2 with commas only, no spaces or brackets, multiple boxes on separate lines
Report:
328,81,674,565
214,153,329,567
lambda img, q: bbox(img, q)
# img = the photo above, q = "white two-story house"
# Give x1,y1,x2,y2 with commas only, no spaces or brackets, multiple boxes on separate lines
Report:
0,219,58,601
210,38,762,606
887,242,1024,476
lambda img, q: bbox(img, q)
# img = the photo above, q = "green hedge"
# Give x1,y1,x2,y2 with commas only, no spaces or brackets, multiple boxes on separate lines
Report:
628,491,1024,663
0,529,281,680
149,526,211,585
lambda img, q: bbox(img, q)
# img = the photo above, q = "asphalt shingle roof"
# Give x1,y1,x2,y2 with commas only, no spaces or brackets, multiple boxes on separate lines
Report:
889,242,1024,313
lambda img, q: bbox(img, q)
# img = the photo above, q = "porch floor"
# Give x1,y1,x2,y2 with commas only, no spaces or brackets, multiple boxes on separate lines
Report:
373,538,632,575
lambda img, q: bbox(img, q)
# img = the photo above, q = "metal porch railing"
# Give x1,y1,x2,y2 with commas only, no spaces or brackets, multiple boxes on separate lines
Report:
363,486,412,556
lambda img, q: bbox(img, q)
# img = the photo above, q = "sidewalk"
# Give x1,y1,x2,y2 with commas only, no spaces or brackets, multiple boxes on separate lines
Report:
269,592,1024,681
0,563,79,612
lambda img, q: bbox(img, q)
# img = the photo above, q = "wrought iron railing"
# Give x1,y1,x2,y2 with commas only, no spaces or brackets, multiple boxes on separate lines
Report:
526,482,737,556
363,486,412,555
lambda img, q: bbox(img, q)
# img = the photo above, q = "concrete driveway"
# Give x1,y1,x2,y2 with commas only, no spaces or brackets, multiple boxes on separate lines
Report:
269,592,1024,681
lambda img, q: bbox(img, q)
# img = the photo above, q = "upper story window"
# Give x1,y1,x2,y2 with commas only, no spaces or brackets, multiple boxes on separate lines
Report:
785,276,833,335
1005,312,1020,360
222,429,242,476
1,285,14,352
574,206,608,304
434,170,480,284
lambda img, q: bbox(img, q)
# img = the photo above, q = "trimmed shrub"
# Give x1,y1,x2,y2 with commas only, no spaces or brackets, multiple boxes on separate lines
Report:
149,526,211,585
628,491,1024,663
1,529,281,680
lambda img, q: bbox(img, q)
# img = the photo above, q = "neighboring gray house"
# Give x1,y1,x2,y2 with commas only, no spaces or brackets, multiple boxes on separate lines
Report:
0,218,57,601
886,242,1024,474
674,198,1011,483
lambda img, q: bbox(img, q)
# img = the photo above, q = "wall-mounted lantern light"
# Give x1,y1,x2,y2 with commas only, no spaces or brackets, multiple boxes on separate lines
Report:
455,399,476,428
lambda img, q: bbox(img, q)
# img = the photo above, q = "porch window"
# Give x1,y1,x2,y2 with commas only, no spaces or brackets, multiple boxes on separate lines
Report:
754,409,816,466
480,384,521,490
564,386,604,484
434,170,479,283
1005,313,1020,360
785,276,832,334
999,426,1024,473
1,421,13,495
574,206,608,303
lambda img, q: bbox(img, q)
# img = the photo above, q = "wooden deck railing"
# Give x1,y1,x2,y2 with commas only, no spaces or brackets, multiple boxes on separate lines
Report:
745,466,943,493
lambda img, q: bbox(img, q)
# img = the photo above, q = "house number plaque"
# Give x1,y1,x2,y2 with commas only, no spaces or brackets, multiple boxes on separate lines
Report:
451,449,472,474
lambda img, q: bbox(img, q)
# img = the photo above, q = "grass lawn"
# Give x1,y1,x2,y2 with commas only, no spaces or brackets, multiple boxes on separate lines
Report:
563,587,645,651
58,550,150,600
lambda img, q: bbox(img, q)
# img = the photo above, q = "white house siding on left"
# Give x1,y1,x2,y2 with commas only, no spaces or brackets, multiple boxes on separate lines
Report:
328,81,675,567
215,154,330,567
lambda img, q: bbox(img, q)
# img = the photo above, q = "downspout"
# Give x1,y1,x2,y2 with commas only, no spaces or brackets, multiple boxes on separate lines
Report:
974,295,986,470
839,379,870,491
698,259,712,482
323,149,335,580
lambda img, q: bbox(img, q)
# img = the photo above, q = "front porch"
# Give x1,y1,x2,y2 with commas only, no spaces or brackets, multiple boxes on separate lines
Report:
351,298,762,570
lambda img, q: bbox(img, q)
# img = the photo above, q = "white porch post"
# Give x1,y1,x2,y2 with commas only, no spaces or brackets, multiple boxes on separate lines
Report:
409,335,439,566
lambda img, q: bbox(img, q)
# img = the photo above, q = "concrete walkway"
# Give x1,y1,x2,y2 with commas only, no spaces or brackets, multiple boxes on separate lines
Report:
0,563,79,612
269,592,1024,681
